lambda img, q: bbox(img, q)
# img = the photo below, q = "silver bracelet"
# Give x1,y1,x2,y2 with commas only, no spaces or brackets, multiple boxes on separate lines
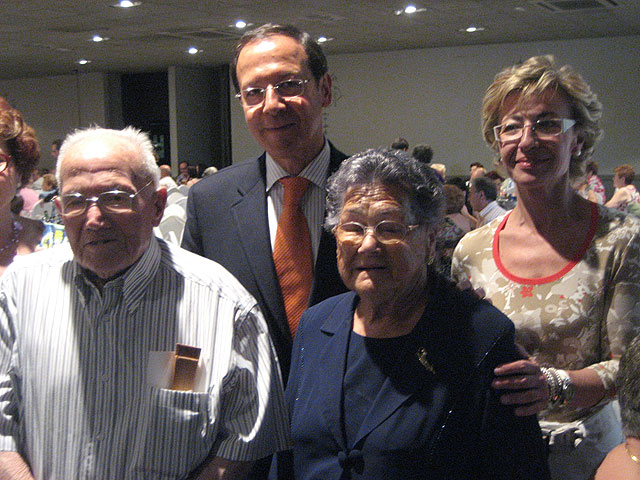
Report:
541,367,574,408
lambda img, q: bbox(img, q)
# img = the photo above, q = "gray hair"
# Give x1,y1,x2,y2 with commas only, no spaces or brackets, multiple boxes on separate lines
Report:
56,126,160,189
325,148,443,231
618,335,640,437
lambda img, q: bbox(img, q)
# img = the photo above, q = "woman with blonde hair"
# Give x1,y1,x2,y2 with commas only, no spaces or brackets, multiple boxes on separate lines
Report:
452,55,640,479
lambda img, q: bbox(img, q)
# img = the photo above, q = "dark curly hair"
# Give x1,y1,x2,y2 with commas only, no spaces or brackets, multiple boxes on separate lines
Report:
0,97,40,185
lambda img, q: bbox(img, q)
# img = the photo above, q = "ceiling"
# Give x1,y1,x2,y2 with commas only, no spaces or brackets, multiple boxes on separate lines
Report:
1,0,639,80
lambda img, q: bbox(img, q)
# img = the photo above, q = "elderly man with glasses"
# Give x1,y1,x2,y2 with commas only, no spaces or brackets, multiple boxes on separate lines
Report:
0,126,290,480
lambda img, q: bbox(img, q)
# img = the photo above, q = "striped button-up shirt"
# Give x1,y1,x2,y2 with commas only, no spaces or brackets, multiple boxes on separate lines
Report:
0,237,290,479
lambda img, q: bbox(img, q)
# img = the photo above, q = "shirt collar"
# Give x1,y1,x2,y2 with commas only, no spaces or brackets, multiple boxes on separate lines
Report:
265,139,330,191
480,200,498,217
73,236,161,312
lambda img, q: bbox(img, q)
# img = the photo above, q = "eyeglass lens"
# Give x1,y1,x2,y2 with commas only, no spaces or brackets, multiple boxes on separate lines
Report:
240,79,307,106
494,118,574,142
59,181,153,216
335,221,411,244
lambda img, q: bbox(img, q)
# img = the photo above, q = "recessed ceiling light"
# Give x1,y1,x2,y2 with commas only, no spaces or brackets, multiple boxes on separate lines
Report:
187,47,201,55
394,4,426,15
235,20,247,29
112,0,141,8
76,59,91,65
460,26,486,33
317,36,333,44
91,34,109,42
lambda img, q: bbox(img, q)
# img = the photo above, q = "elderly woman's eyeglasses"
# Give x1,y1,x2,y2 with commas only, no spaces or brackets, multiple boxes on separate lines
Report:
493,118,576,143
0,153,12,173
57,181,154,217
236,79,310,107
334,221,419,245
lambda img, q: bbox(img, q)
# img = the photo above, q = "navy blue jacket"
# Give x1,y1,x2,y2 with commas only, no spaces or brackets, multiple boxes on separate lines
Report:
281,273,550,479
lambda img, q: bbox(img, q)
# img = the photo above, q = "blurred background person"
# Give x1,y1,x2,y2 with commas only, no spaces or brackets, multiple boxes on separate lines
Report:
158,164,178,190
185,165,200,187
277,148,549,479
584,160,606,204
452,55,640,480
468,176,507,227
605,164,640,217
390,136,409,151
436,183,473,277
0,97,41,276
595,334,640,480
176,160,189,184
430,162,446,182
469,161,486,180
411,144,433,164
201,166,218,178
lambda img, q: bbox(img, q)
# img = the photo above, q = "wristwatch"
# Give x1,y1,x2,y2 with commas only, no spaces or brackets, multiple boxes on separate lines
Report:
558,369,575,405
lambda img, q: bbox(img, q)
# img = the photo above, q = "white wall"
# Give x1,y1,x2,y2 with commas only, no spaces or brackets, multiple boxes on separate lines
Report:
0,73,109,171
231,35,640,176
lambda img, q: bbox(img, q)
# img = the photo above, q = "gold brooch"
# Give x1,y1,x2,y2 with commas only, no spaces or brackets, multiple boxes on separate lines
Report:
416,347,436,375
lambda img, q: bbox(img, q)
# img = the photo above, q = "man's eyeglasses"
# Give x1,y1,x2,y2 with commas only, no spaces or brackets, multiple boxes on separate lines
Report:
333,220,419,246
57,180,155,217
236,79,310,107
493,118,576,143
0,153,12,173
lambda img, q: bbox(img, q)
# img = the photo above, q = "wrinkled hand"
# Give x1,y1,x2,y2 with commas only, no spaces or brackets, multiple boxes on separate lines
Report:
492,346,548,416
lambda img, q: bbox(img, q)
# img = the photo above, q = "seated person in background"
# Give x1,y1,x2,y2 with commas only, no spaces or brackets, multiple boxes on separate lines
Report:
412,144,433,164
430,162,446,181
469,161,486,180
9,196,43,252
38,173,57,201
584,160,606,204
436,184,473,278
158,164,178,189
468,176,508,227
176,160,189,184
186,165,200,187
390,136,409,151
594,334,640,479
275,148,550,479
0,126,289,479
201,166,218,178
605,164,640,217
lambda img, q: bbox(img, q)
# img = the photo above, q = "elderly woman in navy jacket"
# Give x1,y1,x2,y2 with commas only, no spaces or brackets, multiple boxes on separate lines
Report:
276,148,549,479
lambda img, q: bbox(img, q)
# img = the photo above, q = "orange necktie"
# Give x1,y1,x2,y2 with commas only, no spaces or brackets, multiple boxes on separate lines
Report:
273,176,313,336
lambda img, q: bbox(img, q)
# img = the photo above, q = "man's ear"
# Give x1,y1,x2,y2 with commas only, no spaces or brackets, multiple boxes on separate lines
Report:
151,186,167,227
319,73,332,107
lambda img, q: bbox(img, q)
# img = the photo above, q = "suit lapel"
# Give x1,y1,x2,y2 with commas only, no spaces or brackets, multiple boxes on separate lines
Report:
317,293,357,450
231,155,288,341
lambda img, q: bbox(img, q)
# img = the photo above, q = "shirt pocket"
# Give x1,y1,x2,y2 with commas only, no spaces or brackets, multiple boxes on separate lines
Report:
132,386,214,478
